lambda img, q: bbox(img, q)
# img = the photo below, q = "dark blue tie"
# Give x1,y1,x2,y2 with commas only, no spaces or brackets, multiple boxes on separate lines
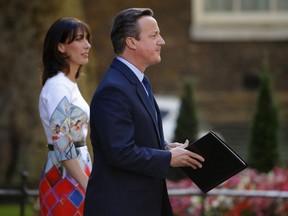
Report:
143,76,159,125
142,76,158,121
142,76,155,107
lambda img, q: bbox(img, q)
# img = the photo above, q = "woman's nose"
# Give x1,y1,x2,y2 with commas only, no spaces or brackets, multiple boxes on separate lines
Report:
85,40,91,49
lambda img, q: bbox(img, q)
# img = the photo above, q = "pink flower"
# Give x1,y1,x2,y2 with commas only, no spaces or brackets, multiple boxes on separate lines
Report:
167,167,288,215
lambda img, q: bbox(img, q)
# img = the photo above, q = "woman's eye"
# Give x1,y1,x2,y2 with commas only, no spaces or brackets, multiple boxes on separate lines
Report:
75,35,84,41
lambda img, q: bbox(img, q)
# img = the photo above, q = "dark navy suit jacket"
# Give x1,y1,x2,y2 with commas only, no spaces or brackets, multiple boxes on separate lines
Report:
84,58,173,216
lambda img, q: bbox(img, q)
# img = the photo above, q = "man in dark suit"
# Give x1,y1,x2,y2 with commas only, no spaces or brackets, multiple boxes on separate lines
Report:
84,8,205,216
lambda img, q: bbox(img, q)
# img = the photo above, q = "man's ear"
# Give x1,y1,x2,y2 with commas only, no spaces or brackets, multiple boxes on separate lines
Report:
58,43,65,53
125,37,137,50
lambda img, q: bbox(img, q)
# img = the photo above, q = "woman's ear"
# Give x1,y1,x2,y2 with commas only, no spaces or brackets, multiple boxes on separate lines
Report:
58,43,65,53
125,37,137,50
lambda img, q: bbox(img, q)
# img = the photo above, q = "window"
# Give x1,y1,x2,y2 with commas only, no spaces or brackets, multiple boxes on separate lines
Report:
190,0,288,41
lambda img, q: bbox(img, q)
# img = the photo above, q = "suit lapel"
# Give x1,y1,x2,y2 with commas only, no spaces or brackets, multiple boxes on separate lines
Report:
111,58,162,146
136,84,163,147
137,84,159,126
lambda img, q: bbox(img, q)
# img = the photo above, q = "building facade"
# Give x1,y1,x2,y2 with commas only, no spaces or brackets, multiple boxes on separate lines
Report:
84,0,288,162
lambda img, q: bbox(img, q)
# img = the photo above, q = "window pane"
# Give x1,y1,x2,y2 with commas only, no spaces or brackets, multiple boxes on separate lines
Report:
204,0,233,11
277,0,288,11
241,0,269,11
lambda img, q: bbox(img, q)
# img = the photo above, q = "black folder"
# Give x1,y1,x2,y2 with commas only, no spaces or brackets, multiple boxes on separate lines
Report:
181,131,247,193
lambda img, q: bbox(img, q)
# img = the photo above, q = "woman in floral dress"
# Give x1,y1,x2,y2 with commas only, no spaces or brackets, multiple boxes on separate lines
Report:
38,17,92,216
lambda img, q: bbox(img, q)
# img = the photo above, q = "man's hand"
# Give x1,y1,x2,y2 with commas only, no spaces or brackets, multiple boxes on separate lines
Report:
165,142,184,150
169,140,205,169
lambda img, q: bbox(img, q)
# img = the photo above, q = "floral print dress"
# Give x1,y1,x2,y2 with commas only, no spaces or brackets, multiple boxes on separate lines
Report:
38,72,92,216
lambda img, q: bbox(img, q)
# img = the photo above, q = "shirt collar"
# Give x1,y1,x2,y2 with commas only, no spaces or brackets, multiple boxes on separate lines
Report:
116,56,144,82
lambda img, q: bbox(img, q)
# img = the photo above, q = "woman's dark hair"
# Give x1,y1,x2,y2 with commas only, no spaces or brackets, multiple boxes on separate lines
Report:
111,8,153,55
42,17,91,86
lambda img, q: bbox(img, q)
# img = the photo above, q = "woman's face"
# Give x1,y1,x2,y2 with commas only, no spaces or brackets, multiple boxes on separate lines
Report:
58,28,91,73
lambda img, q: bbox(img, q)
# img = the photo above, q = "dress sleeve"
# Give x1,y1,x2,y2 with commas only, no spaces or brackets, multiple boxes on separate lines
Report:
45,85,77,161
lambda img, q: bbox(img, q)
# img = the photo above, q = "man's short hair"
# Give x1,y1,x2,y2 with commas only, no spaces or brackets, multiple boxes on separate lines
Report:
111,8,154,54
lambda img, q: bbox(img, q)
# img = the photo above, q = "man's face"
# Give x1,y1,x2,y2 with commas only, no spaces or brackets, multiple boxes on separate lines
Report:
134,16,165,70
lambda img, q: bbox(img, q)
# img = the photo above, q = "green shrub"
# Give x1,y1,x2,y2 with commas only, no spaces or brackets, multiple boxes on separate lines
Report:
248,57,280,172
168,78,199,180
173,79,199,143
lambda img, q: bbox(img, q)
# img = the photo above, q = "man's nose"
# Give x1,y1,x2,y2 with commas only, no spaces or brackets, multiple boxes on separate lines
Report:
159,35,165,45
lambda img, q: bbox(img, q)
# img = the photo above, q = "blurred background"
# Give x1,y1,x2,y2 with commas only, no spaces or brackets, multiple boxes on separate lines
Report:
1,0,288,189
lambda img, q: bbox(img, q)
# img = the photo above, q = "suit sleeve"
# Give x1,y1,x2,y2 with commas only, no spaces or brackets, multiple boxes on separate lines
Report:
90,84,171,178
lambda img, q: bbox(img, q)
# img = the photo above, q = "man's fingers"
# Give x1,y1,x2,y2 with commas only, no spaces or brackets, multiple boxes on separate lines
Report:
188,151,205,162
188,158,203,169
182,139,189,148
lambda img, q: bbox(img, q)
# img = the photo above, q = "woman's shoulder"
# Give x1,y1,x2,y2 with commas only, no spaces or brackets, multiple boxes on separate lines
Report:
45,72,75,89
41,72,75,97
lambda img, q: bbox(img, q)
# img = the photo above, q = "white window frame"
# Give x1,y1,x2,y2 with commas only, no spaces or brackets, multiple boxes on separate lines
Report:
190,0,288,41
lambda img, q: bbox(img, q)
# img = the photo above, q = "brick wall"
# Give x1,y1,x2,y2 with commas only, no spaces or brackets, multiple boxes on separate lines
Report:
83,0,288,127
82,0,288,162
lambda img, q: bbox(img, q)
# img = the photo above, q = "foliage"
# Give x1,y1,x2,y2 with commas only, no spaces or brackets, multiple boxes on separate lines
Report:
0,0,93,187
169,79,199,181
173,78,199,143
167,167,288,216
0,203,34,216
0,0,58,187
248,57,280,172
